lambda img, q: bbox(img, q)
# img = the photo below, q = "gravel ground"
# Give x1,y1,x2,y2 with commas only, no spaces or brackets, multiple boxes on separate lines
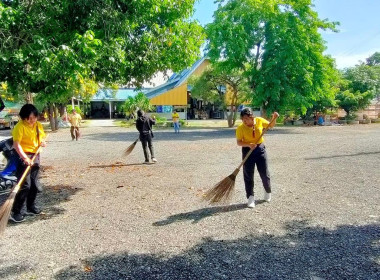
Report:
0,123,379,280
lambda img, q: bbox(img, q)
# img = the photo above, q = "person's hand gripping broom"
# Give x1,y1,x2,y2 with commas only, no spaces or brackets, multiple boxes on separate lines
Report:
0,137,47,235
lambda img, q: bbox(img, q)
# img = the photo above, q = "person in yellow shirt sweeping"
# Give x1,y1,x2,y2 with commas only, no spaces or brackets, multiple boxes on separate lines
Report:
236,107,279,208
10,104,46,222
172,110,180,133
68,109,82,141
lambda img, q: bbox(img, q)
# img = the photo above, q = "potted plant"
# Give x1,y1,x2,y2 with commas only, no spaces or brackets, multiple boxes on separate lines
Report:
372,113,380,123
360,114,371,124
338,117,347,125
346,114,359,125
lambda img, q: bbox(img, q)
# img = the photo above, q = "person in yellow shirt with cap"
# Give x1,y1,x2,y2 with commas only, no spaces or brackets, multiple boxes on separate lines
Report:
69,109,82,141
10,104,46,223
172,110,180,133
236,107,279,208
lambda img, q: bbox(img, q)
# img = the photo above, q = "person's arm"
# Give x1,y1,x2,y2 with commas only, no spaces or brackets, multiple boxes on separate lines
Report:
236,127,257,149
236,139,257,149
38,122,47,147
267,112,279,128
13,141,33,165
150,116,156,125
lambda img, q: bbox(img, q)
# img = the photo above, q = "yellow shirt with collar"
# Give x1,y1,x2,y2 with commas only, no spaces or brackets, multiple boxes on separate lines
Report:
172,112,180,123
12,120,46,153
236,117,270,144
69,113,82,127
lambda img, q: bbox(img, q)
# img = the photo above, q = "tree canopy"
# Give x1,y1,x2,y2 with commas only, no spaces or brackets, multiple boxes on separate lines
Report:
0,0,205,118
205,0,339,117
189,65,250,127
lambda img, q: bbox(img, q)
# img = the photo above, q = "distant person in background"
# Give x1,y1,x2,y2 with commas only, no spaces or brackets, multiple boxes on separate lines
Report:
136,110,157,164
68,109,82,141
318,115,325,126
172,110,180,133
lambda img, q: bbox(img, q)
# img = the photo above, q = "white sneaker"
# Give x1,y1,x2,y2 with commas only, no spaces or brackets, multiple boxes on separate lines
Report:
264,192,271,202
247,196,255,208
152,158,157,163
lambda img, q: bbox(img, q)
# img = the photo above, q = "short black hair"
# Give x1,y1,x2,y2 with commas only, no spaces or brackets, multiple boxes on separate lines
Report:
19,104,39,120
240,107,254,118
137,109,144,117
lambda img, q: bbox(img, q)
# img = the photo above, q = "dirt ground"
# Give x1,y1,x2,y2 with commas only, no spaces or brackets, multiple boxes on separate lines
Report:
0,123,379,279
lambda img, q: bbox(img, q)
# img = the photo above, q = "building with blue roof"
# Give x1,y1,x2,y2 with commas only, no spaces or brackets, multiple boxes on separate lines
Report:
88,88,146,119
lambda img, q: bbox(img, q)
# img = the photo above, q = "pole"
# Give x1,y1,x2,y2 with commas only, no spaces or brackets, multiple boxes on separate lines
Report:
109,101,112,119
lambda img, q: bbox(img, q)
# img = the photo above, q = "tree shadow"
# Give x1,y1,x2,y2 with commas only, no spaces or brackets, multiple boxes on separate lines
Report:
7,184,82,226
53,222,380,279
305,151,380,160
153,202,266,226
153,203,247,226
0,264,28,279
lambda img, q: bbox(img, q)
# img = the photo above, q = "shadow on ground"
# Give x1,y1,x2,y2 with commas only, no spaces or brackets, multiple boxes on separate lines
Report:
84,127,301,143
2,175,82,226
305,151,380,160
153,203,266,225
0,264,29,280
53,222,379,280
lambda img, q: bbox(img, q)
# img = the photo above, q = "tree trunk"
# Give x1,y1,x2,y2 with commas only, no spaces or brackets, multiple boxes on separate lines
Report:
49,103,56,131
261,107,268,118
226,90,238,128
59,104,65,117
54,106,59,130
25,92,33,104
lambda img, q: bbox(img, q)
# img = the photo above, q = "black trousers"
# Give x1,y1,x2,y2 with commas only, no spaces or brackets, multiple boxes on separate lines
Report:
242,144,271,198
140,133,155,161
12,154,40,214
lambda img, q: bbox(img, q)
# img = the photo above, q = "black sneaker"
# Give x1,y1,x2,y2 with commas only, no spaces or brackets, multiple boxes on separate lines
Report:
9,213,25,223
26,206,41,215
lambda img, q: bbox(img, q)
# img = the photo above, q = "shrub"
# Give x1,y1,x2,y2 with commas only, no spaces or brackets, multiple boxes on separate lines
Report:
67,105,82,114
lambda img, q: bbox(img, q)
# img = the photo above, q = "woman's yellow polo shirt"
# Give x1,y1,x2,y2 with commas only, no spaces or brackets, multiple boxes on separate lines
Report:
236,117,269,144
12,120,45,153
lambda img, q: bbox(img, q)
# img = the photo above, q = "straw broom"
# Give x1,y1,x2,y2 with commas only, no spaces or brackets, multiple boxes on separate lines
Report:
124,138,139,156
0,144,44,235
203,117,277,204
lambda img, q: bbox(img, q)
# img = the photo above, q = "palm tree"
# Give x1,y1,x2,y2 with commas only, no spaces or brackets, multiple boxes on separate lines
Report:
122,92,152,119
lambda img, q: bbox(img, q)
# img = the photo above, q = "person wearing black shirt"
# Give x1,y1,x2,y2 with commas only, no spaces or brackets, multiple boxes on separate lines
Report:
136,110,157,164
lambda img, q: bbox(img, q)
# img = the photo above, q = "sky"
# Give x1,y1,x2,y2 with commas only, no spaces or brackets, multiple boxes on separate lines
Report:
192,0,380,69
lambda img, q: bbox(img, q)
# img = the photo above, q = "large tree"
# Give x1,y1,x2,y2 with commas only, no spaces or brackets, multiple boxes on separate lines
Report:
336,60,380,118
0,0,205,129
205,0,338,117
189,65,250,127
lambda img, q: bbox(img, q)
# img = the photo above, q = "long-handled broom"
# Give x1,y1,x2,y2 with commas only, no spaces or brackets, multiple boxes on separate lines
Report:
124,138,139,156
203,117,277,204
0,144,44,235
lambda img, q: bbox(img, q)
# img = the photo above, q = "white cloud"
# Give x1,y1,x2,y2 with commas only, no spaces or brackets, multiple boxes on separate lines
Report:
142,71,173,88
331,49,380,69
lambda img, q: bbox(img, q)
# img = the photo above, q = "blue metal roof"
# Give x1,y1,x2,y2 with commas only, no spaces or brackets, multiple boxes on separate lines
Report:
91,88,148,101
145,57,208,99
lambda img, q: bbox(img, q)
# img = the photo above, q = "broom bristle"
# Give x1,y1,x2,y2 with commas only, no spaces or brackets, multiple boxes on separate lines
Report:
124,139,138,156
0,191,16,235
203,173,236,204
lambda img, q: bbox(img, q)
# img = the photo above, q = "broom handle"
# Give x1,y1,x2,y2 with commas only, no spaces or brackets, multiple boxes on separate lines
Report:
236,117,277,171
9,140,46,195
